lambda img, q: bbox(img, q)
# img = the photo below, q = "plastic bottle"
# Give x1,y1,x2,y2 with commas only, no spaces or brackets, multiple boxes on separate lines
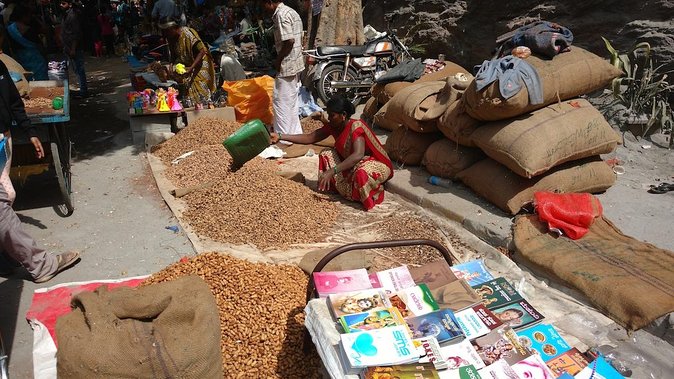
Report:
428,176,452,188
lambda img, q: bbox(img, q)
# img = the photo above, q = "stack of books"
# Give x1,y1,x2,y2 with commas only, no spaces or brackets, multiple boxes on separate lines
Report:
312,260,623,379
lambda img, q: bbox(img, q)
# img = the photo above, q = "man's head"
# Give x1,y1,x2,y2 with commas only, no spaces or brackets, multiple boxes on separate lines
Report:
261,0,281,15
60,0,73,10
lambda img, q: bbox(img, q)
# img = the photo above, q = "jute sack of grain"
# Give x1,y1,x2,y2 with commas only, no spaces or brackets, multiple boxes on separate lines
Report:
422,139,485,179
386,81,446,133
374,81,414,105
362,96,379,121
422,72,474,121
385,127,442,165
415,60,470,83
56,276,223,379
471,99,621,178
514,215,674,331
464,46,624,121
437,99,480,147
456,157,616,214
373,102,402,131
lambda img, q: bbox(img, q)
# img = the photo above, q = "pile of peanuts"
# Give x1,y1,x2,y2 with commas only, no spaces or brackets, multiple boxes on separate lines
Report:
142,253,323,378
164,144,233,188
152,117,242,164
23,97,54,109
301,118,325,134
183,157,340,249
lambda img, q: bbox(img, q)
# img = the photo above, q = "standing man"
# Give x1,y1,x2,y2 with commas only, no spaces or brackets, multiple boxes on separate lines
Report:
262,0,305,141
0,59,80,283
151,0,178,24
60,0,87,97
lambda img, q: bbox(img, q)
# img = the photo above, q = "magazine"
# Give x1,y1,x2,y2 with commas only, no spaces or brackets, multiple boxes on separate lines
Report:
328,289,391,318
406,309,464,344
471,277,523,309
490,300,545,330
339,307,406,333
314,268,372,297
340,325,420,369
545,347,589,377
450,260,494,286
473,326,532,366
369,265,417,295
517,324,570,361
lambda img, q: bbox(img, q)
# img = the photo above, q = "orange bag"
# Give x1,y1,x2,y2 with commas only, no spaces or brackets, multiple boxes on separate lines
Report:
534,192,603,240
222,75,274,124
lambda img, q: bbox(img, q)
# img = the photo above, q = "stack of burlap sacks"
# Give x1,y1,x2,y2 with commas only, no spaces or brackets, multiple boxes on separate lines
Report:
364,47,623,214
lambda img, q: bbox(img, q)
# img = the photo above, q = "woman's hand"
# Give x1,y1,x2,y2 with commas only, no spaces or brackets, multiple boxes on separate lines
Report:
318,169,335,191
30,137,44,159
270,132,279,144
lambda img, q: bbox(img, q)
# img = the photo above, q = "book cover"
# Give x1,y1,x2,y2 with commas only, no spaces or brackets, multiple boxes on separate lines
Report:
472,277,523,309
477,359,522,379
369,265,417,295
406,309,465,343
430,279,483,312
473,304,503,331
340,325,420,368
574,356,624,379
361,363,440,379
328,289,391,318
454,307,490,340
473,326,532,366
437,365,483,379
409,260,460,290
313,268,372,297
435,339,486,370
390,284,440,318
340,307,406,333
544,347,588,377
511,354,556,379
517,324,570,361
450,260,494,286
490,300,545,331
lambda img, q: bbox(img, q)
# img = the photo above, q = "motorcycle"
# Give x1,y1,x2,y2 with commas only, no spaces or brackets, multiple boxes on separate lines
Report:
304,32,412,105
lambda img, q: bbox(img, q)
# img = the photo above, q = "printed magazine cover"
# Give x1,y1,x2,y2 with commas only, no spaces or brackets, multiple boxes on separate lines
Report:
314,268,372,297
450,260,494,286
490,300,544,330
328,289,391,318
517,324,571,360
405,309,464,343
340,307,406,333
369,265,417,295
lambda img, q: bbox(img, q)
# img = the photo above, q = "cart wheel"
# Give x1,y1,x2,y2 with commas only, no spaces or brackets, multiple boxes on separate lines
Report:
51,142,74,216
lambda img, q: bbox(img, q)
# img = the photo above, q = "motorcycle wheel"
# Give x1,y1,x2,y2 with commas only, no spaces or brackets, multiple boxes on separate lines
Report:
318,64,362,106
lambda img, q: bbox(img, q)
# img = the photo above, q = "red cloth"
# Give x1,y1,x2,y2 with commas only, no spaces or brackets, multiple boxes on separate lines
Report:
534,192,603,240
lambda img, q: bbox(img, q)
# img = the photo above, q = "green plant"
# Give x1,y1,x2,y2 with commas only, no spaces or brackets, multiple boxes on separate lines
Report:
602,37,673,144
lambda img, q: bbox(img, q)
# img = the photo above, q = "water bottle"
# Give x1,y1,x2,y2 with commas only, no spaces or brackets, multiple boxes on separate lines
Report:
428,176,452,188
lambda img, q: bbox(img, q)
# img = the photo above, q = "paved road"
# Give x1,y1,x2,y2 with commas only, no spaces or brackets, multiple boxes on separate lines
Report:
0,58,195,377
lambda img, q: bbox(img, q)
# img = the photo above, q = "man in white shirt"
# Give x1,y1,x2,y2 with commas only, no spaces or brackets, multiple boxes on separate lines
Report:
262,0,306,141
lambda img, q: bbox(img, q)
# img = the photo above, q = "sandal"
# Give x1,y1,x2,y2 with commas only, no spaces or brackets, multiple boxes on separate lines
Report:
648,183,674,194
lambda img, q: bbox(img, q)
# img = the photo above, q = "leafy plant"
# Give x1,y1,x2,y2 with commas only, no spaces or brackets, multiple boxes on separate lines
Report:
602,37,673,145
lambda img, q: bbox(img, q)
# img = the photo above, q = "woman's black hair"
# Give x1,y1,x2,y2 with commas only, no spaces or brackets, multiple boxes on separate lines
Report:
326,95,355,118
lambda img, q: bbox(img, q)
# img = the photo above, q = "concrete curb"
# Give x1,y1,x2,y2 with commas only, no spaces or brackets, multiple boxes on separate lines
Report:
385,165,514,249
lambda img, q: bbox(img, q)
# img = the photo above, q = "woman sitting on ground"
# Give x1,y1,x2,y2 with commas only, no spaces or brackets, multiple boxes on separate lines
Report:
270,96,394,210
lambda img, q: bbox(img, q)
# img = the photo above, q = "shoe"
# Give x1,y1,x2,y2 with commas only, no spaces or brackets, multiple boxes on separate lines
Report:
33,251,80,283
648,182,674,194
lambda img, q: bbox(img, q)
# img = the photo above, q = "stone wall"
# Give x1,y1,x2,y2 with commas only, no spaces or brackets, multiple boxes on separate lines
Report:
362,0,674,73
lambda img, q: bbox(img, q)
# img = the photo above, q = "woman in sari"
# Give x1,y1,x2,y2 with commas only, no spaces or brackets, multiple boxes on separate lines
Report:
270,96,393,210
160,18,216,102
6,5,48,80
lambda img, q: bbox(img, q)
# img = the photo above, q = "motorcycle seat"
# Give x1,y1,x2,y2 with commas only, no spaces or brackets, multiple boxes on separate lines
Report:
317,44,369,56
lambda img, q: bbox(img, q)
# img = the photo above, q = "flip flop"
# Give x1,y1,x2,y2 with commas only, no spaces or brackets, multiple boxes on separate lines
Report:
648,183,674,194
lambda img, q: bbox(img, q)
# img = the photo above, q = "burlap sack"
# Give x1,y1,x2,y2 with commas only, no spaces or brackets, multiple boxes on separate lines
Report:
422,139,485,179
422,72,474,121
415,60,470,83
437,100,480,147
456,157,616,214
373,102,402,131
362,96,379,120
56,276,223,379
514,215,674,331
386,81,446,133
376,81,413,105
385,127,442,165
471,99,621,178
0,53,30,96
464,46,623,121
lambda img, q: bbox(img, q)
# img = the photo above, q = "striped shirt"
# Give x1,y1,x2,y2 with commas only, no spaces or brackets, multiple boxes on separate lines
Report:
272,3,305,77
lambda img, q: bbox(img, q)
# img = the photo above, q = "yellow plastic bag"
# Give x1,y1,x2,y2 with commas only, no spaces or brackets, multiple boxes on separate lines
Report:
222,75,274,125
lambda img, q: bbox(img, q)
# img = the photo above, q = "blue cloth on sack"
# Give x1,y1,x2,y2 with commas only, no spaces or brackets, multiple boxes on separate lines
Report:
298,86,323,117
512,21,573,58
474,55,543,105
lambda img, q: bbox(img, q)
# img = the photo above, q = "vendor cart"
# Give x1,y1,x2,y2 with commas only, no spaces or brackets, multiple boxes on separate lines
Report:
10,80,73,216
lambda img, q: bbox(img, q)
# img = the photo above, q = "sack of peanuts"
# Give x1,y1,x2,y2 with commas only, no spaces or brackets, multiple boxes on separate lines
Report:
56,276,223,379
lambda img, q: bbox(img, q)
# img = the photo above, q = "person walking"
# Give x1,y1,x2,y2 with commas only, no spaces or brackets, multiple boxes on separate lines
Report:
262,0,305,141
60,0,87,97
6,5,48,80
0,59,80,282
97,7,115,57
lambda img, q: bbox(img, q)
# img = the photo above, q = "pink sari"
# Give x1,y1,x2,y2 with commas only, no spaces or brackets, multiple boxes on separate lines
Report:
318,119,393,210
